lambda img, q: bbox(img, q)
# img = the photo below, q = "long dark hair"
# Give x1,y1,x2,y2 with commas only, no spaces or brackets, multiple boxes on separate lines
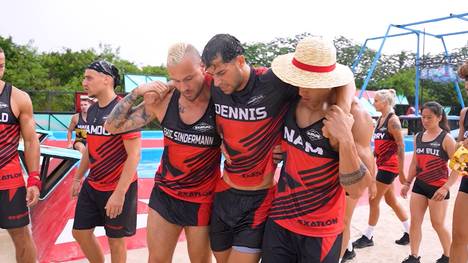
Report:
421,101,449,132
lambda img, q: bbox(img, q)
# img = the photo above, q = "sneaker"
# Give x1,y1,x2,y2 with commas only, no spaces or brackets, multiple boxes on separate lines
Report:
401,255,421,263
395,232,410,245
352,235,374,248
435,254,449,263
341,248,356,262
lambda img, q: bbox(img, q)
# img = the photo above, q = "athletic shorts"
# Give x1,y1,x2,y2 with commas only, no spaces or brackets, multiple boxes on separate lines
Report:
148,185,211,226
459,177,468,194
262,219,342,263
412,178,450,200
73,180,137,238
376,169,398,185
0,187,29,229
209,184,274,252
73,139,86,149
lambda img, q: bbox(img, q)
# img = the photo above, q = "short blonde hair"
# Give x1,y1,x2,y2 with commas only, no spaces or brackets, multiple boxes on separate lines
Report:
375,89,397,108
167,43,200,66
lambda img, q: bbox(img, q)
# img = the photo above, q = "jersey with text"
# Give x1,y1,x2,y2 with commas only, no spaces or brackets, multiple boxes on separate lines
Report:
415,131,449,187
155,77,222,203
0,83,23,190
269,102,344,237
373,113,399,173
74,113,87,141
86,97,140,191
211,68,297,187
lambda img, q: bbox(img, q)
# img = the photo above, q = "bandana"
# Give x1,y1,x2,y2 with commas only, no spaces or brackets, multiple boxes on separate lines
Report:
87,60,121,88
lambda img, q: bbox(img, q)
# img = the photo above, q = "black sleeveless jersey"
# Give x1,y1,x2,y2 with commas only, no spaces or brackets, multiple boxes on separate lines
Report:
211,67,298,187
155,88,222,203
0,83,23,190
269,101,344,237
373,113,398,173
86,97,140,191
415,131,449,187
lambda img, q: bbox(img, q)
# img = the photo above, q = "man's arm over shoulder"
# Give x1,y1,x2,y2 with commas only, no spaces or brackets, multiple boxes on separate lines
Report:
105,82,173,134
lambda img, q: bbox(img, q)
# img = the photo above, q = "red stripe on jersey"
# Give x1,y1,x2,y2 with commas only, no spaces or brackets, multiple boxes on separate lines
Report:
218,104,289,187
270,145,344,237
155,139,221,203
197,202,212,226
321,235,338,261
0,123,23,190
416,154,448,187
87,134,137,191
374,139,398,173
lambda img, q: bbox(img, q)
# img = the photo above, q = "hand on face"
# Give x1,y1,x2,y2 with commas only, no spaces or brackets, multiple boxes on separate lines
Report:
323,105,354,142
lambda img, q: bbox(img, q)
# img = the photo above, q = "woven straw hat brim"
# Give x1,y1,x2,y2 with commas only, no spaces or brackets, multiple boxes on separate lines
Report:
272,53,354,89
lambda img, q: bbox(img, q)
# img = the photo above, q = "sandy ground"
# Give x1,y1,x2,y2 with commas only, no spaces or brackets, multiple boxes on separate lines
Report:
0,182,460,263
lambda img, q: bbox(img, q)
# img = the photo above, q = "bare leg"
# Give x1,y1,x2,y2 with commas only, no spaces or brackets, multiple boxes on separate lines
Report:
108,237,127,263
408,193,428,256
450,191,468,263
146,208,182,263
7,226,37,263
185,225,212,263
428,198,451,257
72,228,104,263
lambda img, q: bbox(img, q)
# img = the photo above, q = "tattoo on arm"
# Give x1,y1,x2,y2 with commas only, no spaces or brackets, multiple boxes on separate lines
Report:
106,92,155,133
339,162,367,186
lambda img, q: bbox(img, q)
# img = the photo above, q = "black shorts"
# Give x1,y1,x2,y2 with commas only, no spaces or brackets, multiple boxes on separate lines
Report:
262,219,342,263
459,177,468,194
412,178,450,200
0,187,29,229
73,180,137,238
148,185,212,226
209,186,274,252
73,139,86,149
376,169,398,185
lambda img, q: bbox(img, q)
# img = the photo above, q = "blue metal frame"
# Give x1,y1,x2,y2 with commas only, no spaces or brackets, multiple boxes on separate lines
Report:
352,13,468,114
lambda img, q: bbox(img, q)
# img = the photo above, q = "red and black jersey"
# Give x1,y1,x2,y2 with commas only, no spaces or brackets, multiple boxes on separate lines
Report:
415,131,449,187
373,113,399,173
155,81,222,204
212,67,298,187
0,83,23,190
86,97,140,191
269,102,344,237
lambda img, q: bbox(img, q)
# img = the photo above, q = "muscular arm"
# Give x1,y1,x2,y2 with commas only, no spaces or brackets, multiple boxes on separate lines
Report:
74,147,89,181
325,105,371,199
105,82,173,134
351,99,376,177
335,81,356,114
18,91,40,174
67,114,78,146
104,92,156,134
388,116,407,183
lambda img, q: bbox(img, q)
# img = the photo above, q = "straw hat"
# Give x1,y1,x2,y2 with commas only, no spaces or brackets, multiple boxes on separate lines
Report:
271,36,354,89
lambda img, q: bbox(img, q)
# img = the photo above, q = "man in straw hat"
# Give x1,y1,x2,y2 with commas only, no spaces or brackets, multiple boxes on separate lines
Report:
261,36,374,263
105,43,221,263
201,34,357,263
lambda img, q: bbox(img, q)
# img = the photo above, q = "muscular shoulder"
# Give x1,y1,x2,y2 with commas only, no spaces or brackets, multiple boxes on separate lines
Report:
350,98,372,125
11,86,33,113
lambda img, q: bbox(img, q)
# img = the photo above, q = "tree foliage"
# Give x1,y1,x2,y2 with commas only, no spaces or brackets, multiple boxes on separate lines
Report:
1,34,467,113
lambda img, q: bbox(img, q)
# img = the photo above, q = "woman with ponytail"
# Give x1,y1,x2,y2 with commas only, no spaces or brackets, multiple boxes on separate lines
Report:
353,89,410,250
400,101,458,263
